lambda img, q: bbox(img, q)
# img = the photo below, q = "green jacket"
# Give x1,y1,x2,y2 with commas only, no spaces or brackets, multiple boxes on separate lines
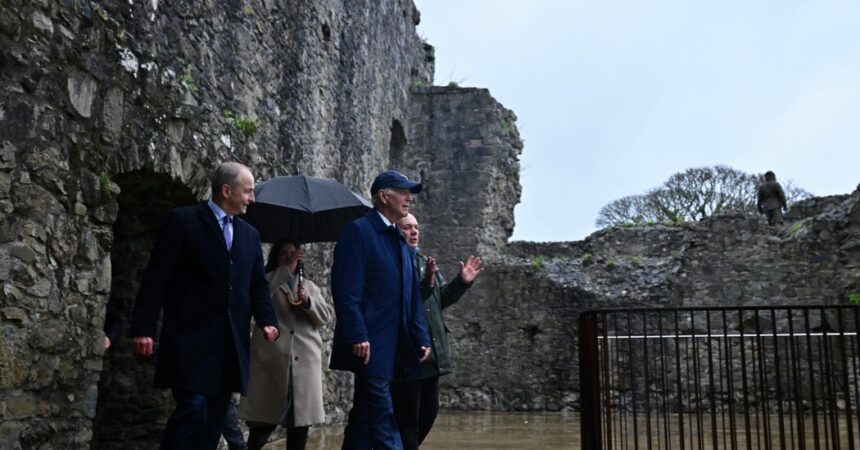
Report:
401,251,471,381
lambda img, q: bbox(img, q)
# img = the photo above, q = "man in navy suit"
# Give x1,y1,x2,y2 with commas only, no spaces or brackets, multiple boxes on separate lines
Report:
130,161,280,450
331,170,431,450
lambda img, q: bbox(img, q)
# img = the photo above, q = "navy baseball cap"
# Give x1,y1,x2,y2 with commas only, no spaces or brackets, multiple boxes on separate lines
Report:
370,170,422,195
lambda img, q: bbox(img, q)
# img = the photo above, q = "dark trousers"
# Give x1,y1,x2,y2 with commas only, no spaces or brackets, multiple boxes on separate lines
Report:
163,327,240,450
342,374,403,450
391,377,440,450
223,396,247,450
160,389,232,450
246,423,309,450
765,208,784,226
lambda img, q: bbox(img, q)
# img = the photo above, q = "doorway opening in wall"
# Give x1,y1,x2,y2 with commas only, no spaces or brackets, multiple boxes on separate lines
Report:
91,169,196,450
389,119,407,163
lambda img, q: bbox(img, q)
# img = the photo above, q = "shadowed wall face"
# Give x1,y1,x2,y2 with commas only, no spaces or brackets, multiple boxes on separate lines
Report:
91,171,195,449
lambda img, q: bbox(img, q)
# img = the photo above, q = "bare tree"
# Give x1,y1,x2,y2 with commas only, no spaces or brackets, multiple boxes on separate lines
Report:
595,165,812,227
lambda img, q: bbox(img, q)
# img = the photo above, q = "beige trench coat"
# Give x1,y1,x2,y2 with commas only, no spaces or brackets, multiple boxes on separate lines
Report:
238,265,333,426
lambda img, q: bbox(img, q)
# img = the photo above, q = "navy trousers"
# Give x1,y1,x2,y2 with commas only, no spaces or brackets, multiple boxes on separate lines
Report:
223,395,247,450
161,327,240,450
342,375,403,450
160,389,232,450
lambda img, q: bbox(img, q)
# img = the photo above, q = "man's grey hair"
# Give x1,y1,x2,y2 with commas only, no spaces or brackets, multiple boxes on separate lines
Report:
211,161,249,199
371,187,396,208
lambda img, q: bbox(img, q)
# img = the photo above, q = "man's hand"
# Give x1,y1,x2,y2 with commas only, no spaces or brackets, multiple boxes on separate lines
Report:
419,346,431,363
104,336,112,352
263,326,279,342
352,341,371,365
131,336,154,356
424,256,437,286
459,256,484,284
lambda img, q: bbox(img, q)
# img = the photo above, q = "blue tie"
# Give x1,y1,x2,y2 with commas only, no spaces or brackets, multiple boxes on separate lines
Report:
222,216,233,251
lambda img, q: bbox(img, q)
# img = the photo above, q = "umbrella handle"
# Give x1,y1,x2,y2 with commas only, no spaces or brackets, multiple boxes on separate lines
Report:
288,263,305,306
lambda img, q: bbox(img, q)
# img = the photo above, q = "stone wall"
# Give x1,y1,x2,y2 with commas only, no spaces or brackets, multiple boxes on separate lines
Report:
3,0,859,448
0,0,434,448
394,86,523,277
434,189,860,411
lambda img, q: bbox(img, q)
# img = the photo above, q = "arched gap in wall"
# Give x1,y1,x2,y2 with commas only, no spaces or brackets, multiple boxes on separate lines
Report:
389,119,407,164
91,169,197,450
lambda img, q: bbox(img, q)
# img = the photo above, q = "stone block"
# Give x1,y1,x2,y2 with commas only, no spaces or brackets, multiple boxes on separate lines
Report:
28,319,72,354
1,307,27,323
0,336,29,389
5,394,35,419
0,141,15,169
102,87,124,144
67,70,97,118
31,11,52,35
8,244,35,264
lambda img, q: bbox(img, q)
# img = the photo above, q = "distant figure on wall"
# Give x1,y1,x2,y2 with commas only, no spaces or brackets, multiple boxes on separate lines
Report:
757,171,787,226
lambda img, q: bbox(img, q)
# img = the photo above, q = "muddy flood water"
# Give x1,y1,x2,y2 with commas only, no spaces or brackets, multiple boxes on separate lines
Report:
260,411,860,449
262,411,579,449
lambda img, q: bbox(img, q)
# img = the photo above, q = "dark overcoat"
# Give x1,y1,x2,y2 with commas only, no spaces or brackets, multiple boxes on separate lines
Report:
329,210,430,380
130,202,278,396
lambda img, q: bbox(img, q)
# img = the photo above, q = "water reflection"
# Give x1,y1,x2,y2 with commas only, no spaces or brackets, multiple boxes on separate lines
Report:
264,411,858,449
422,411,579,449
264,412,578,450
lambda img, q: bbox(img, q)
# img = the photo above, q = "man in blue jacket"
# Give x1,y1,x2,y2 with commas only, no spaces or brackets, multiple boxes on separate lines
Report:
130,161,280,450
331,170,431,450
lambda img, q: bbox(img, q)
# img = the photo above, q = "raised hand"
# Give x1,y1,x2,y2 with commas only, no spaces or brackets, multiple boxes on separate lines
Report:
459,256,483,284
424,256,437,286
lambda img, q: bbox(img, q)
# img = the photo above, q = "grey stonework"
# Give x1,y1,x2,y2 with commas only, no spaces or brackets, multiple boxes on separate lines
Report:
0,0,436,448
426,189,860,412
1,1,859,449
393,86,523,277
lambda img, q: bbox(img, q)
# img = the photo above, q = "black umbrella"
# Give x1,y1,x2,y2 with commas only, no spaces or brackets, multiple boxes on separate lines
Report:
243,175,372,244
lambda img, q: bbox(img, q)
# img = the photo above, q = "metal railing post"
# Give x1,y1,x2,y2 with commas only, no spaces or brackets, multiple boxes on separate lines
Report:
580,311,602,450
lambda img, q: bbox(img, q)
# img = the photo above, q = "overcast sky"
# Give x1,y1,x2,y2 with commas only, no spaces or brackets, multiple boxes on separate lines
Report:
413,0,860,242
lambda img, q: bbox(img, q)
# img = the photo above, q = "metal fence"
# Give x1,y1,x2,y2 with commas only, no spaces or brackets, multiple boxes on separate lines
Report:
579,306,860,450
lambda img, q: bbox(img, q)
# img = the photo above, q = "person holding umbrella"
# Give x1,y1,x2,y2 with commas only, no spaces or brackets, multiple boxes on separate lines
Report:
239,239,333,450
330,170,431,450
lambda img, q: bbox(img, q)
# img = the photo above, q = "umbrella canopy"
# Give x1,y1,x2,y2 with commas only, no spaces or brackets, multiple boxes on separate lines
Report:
243,175,372,243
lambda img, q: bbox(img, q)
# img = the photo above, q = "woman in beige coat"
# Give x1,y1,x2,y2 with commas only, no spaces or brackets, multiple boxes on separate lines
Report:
239,239,333,450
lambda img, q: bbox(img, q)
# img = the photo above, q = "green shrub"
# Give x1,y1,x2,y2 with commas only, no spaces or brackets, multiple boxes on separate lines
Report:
530,256,545,269
224,110,259,138
99,171,111,194
788,221,806,236
849,293,860,304
179,74,198,92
